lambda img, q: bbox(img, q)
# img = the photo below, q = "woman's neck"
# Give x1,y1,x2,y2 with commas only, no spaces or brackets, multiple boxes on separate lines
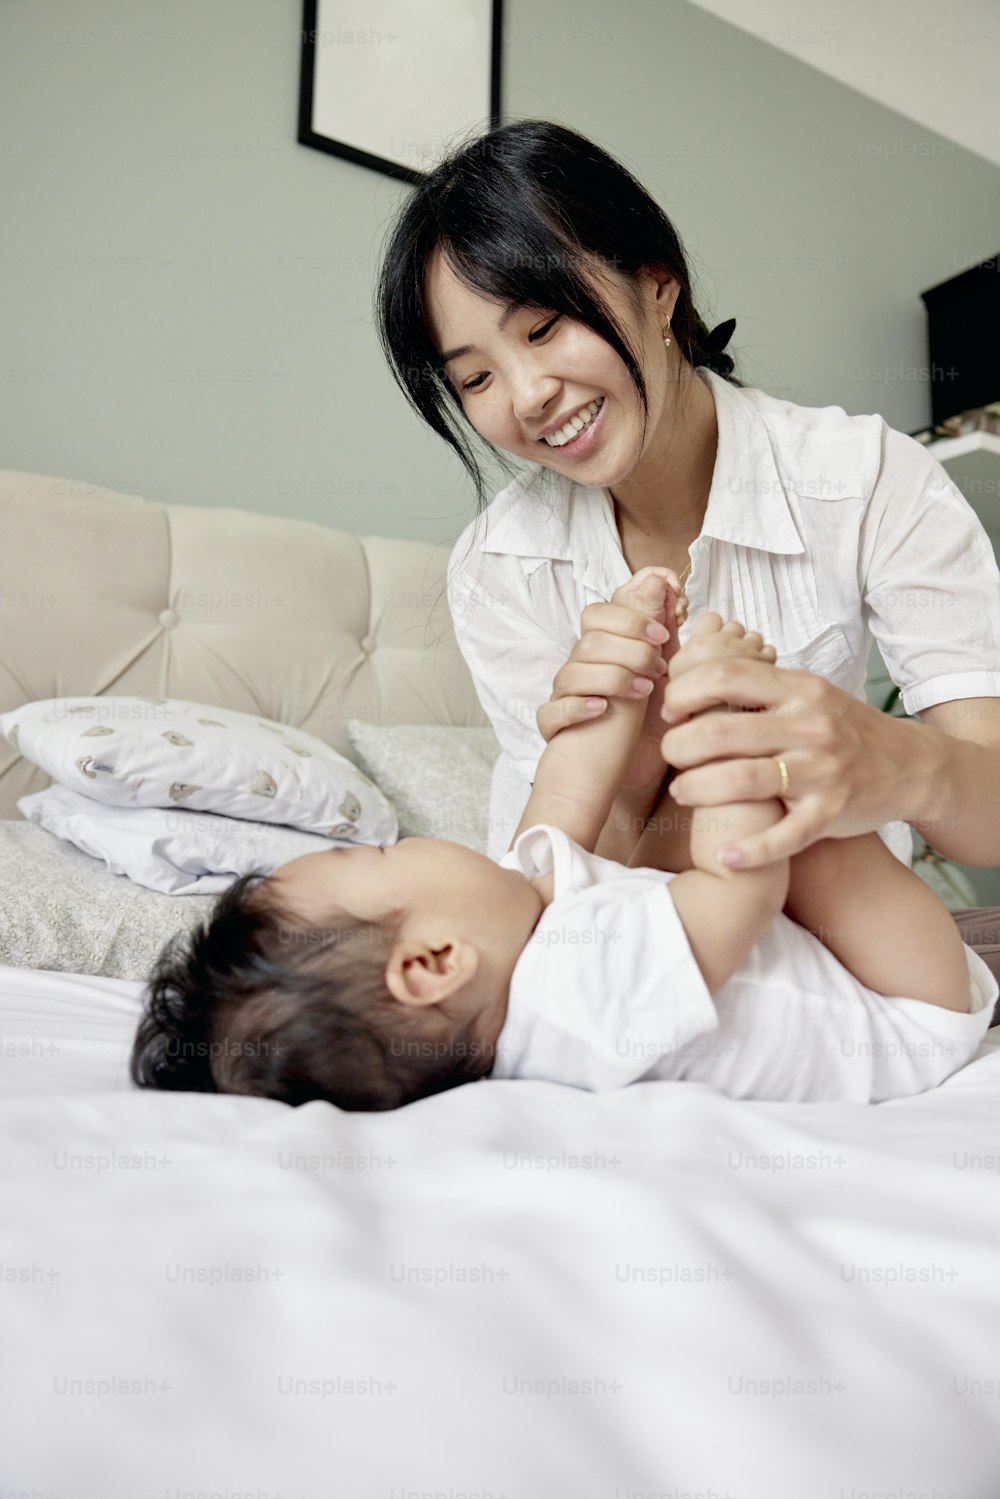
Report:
608,368,718,551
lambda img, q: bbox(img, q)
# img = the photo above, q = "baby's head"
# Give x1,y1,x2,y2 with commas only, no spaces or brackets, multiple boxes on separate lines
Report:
130,837,544,1111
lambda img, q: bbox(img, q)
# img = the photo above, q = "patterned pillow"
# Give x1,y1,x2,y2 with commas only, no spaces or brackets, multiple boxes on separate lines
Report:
0,697,396,842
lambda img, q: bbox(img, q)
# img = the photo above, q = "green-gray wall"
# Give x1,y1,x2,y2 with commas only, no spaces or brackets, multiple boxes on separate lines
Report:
3,0,999,542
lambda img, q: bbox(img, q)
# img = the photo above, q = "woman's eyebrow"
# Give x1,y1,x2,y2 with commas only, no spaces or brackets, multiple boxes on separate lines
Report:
440,300,522,367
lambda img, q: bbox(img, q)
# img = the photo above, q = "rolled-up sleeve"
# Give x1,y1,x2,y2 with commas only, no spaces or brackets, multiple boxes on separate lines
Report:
446,546,570,860
860,425,1000,717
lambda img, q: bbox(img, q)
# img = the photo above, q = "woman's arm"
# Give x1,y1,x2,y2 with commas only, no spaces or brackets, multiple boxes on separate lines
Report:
910,697,1000,867
658,427,1000,872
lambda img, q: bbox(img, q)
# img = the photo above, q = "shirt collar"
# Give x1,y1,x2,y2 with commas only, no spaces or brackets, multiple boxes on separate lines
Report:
478,367,805,562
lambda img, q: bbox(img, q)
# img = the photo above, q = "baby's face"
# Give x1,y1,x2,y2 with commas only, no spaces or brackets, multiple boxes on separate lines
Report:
267,836,542,959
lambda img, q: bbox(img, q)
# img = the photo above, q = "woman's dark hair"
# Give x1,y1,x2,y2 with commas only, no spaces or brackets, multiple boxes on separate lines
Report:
129,870,493,1111
376,117,741,514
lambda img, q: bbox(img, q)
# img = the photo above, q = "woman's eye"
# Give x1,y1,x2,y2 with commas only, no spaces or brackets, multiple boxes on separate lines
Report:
530,314,562,342
461,315,562,393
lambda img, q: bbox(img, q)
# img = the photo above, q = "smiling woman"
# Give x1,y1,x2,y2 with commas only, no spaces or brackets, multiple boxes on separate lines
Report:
376,121,737,520
374,117,1000,878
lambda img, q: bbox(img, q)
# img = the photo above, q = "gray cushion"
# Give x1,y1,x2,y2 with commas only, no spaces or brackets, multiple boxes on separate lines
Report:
0,820,215,980
346,721,500,852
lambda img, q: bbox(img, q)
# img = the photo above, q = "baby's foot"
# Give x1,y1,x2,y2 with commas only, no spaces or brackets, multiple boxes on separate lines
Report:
668,611,777,681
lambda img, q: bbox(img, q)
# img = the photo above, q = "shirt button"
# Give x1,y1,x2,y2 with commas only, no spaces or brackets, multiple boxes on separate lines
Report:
360,634,376,653
158,608,179,629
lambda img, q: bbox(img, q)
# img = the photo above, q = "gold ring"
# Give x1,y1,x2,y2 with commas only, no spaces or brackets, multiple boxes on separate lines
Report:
775,757,790,797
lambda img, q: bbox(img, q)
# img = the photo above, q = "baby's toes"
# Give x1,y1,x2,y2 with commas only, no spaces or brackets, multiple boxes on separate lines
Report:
719,619,746,638
761,643,778,661
689,610,724,638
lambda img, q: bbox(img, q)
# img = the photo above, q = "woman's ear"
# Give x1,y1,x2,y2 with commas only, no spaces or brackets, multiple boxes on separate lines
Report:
384,939,479,1008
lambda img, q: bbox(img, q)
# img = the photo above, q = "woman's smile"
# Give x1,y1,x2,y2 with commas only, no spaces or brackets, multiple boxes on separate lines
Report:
538,393,607,458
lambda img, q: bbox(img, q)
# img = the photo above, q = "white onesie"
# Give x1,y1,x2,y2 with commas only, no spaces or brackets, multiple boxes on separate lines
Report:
492,824,998,1103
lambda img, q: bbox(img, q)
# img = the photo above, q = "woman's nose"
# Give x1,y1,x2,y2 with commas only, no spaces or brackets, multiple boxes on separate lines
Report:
511,372,560,429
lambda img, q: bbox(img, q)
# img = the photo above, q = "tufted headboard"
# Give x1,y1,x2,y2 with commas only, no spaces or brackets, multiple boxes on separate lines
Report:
0,470,488,819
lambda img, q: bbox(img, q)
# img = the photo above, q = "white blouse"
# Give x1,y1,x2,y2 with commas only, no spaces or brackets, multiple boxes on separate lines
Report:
447,367,1000,864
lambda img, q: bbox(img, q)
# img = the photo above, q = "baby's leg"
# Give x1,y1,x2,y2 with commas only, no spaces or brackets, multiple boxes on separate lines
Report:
784,833,971,1012
627,615,777,873
626,775,696,871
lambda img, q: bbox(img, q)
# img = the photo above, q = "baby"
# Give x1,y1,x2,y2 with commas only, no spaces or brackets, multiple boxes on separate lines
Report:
130,570,998,1109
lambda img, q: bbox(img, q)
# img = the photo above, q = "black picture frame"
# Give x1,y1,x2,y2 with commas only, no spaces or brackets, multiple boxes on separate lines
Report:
298,0,503,185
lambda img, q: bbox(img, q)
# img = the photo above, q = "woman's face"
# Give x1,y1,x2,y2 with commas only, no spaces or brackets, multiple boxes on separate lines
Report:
424,247,681,488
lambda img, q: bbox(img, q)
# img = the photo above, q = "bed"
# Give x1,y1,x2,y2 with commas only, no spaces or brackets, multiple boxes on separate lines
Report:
2,469,1000,1498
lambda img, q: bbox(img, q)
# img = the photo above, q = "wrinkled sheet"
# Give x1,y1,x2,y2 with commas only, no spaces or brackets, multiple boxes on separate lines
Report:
2,963,999,1499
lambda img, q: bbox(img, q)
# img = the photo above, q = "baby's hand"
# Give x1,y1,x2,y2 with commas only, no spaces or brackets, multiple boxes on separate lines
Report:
601,567,687,792
668,612,777,683
610,566,686,670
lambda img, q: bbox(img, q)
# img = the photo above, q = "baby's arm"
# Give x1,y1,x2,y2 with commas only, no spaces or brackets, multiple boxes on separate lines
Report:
513,568,670,853
784,833,972,1012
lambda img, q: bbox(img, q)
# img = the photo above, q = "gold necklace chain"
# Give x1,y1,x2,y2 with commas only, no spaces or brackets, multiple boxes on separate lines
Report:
677,558,693,591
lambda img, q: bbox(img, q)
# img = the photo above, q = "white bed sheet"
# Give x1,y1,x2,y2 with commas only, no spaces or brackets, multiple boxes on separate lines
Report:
2,963,1000,1499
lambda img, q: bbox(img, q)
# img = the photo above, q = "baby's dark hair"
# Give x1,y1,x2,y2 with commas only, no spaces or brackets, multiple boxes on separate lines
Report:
129,869,494,1111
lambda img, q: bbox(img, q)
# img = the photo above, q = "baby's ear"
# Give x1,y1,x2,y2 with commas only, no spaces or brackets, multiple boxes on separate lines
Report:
385,940,478,1007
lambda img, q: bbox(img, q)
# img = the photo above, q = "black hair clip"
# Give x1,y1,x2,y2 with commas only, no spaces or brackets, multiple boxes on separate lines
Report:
704,317,737,354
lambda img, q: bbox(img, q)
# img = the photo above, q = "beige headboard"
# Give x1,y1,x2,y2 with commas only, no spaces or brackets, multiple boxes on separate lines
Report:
0,470,488,819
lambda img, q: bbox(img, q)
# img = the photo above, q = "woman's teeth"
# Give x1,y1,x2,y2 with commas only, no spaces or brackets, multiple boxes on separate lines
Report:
543,396,604,447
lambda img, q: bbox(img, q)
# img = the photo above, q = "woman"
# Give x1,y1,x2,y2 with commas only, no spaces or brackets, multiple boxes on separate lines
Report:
375,118,1000,876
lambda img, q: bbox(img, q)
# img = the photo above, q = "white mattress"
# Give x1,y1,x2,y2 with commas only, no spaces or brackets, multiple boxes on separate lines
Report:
3,963,1000,1498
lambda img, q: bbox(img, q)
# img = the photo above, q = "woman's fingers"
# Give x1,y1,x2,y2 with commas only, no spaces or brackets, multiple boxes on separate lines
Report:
662,698,821,777
665,751,806,805
571,628,667,678
554,661,659,701
581,598,672,643
536,694,609,743
716,798,832,869
662,657,807,723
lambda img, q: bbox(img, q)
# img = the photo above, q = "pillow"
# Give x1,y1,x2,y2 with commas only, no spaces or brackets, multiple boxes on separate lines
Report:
0,819,218,979
17,784,354,895
0,696,396,842
346,721,499,853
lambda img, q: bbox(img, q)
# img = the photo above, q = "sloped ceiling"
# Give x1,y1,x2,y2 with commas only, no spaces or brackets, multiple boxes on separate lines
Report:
687,0,1000,169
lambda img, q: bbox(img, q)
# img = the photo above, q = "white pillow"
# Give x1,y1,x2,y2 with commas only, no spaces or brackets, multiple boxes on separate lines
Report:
17,784,356,895
346,721,499,853
0,696,396,842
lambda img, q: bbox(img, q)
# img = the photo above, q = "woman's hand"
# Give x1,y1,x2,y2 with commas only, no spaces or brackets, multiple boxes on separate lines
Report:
537,566,687,794
660,656,914,869
538,577,782,796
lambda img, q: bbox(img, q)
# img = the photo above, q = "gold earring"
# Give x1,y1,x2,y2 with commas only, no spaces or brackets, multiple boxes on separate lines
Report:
663,315,672,348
